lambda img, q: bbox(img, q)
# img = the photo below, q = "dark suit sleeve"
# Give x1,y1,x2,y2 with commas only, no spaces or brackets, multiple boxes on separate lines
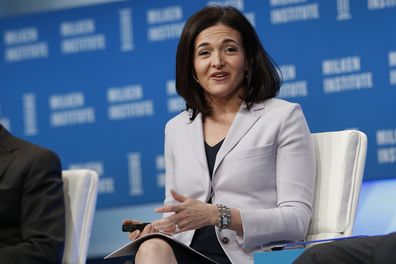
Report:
0,149,65,264
293,235,381,264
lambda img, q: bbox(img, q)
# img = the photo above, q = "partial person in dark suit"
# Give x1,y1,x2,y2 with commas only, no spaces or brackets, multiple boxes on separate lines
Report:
0,124,65,264
294,232,396,264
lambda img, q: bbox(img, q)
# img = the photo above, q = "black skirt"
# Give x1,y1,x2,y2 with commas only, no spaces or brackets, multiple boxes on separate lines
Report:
171,226,232,264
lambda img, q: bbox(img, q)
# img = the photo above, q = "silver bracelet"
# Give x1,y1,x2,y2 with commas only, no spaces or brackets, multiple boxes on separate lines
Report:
216,204,231,231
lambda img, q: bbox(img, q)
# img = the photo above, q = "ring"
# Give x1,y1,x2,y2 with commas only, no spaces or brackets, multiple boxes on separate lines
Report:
175,223,180,233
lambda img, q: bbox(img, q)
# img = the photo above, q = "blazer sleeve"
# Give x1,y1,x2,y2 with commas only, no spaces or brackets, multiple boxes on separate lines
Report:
163,122,176,218
238,104,316,249
0,149,65,264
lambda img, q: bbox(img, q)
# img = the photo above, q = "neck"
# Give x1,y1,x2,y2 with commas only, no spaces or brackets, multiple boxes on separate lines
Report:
212,99,241,116
205,88,244,120
205,99,242,126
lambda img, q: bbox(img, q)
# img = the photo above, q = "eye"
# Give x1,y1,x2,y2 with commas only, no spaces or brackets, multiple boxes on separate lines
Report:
225,46,238,53
197,50,210,56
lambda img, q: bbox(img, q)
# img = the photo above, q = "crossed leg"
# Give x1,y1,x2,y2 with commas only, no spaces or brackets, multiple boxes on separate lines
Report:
135,238,177,264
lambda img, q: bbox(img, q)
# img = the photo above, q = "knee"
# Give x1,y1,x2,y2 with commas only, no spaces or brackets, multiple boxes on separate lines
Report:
136,238,174,259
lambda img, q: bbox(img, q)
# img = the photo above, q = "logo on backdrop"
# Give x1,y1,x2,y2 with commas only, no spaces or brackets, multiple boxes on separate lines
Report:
107,84,154,120
278,64,308,98
208,0,255,26
127,152,144,196
49,92,96,127
166,80,185,113
208,0,244,10
60,18,106,54
322,56,373,93
269,0,320,25
68,161,115,194
389,50,396,86
119,8,134,51
156,155,166,187
376,129,396,164
22,93,38,136
368,0,396,10
3,27,49,63
336,0,351,20
146,5,185,42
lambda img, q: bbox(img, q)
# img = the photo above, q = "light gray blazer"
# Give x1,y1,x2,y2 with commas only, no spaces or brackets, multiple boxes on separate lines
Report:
164,98,316,263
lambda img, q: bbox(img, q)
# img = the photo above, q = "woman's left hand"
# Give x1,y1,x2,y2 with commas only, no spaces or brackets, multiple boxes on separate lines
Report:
151,190,217,234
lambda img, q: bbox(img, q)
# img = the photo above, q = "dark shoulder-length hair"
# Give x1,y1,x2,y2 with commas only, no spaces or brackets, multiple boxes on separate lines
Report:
176,5,281,120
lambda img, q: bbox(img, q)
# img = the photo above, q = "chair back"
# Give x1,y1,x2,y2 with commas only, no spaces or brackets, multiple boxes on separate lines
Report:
62,169,98,264
307,130,367,241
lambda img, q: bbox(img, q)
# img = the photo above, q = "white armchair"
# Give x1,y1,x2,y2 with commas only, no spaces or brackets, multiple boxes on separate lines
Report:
62,169,99,264
307,130,367,241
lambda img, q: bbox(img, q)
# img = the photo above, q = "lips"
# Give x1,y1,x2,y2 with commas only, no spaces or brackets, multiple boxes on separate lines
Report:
210,71,230,80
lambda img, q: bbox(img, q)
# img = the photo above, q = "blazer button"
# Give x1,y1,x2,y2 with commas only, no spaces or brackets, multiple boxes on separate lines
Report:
221,237,230,244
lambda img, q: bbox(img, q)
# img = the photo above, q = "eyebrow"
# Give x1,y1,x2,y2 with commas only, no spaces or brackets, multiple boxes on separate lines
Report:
195,38,240,50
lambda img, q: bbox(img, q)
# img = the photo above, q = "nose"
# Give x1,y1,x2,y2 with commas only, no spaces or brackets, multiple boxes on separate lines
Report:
212,52,224,68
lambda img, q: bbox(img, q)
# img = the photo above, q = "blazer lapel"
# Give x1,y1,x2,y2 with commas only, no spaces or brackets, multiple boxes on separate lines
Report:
213,103,265,176
185,113,208,170
0,152,15,179
0,126,18,179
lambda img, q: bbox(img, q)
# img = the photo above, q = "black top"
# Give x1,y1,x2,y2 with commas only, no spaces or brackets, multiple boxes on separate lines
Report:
189,139,231,264
205,139,223,179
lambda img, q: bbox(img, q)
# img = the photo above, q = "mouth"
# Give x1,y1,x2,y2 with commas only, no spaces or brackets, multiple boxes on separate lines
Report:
210,71,230,81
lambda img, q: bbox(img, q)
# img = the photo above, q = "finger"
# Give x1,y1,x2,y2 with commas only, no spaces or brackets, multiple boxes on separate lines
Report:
140,223,153,236
152,217,176,229
154,204,181,213
153,217,184,235
158,224,177,234
128,230,140,240
153,223,175,231
122,219,140,225
171,189,187,203
177,218,195,233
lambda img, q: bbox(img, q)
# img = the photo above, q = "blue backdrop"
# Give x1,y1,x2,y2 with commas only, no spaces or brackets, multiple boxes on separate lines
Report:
1,0,396,257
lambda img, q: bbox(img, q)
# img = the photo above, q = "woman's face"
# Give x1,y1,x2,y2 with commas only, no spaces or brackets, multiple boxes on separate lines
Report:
193,23,247,102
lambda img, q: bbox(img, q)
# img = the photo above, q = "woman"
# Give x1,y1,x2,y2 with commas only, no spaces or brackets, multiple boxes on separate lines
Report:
124,5,315,264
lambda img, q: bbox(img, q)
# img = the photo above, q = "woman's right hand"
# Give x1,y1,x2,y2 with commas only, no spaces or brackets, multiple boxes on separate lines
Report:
122,219,156,241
